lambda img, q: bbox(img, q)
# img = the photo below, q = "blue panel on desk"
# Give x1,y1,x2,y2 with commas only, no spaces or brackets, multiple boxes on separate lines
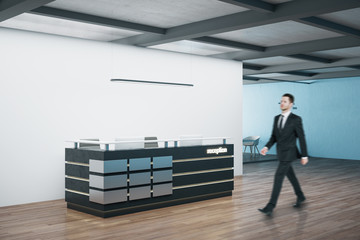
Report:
153,156,172,169
129,186,151,200
153,183,173,197
129,157,151,171
104,159,127,173
90,159,127,173
90,174,127,189
90,189,127,204
153,170,172,183
129,172,151,186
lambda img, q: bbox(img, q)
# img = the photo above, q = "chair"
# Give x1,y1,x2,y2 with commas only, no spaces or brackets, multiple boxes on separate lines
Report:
243,136,260,156
144,136,158,148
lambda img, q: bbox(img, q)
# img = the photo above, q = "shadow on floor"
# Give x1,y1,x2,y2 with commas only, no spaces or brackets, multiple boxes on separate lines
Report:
243,152,277,164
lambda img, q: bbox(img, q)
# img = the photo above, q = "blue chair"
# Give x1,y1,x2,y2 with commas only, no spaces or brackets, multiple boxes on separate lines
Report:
243,136,260,156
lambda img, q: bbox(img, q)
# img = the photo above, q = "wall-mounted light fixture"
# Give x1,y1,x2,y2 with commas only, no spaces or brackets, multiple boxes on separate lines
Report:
111,79,194,87
278,102,298,110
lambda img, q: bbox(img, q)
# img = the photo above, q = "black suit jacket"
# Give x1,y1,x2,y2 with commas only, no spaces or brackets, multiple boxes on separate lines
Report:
265,113,308,162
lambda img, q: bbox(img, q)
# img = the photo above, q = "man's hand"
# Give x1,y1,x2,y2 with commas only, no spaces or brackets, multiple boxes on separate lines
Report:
260,147,268,156
301,157,308,165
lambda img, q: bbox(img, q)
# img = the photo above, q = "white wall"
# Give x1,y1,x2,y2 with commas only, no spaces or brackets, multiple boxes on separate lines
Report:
0,28,243,207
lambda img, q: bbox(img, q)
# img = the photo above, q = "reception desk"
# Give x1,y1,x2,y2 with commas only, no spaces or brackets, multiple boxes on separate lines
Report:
65,139,234,217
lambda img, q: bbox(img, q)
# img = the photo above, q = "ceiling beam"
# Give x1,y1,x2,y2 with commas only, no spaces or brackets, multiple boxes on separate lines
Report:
243,57,360,75
191,36,265,52
113,0,360,46
246,69,360,83
218,0,276,13
270,69,360,82
349,65,360,70
211,36,360,60
243,63,266,70
29,6,166,34
244,75,312,84
0,0,54,22
282,71,318,77
309,69,360,80
297,17,360,39
243,76,260,81
287,54,335,63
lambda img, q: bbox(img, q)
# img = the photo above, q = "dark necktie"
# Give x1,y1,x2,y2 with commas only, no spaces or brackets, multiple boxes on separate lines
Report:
279,115,284,131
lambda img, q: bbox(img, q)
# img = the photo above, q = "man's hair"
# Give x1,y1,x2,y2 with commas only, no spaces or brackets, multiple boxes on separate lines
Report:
283,93,294,103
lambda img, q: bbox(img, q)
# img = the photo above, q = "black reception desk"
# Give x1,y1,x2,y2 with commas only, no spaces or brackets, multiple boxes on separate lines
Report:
65,143,234,217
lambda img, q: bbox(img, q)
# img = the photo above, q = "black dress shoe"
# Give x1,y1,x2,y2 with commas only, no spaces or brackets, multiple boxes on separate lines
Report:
293,196,306,208
258,207,273,216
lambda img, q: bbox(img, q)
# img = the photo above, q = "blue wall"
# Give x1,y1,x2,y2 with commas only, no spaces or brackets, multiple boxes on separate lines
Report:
243,77,360,160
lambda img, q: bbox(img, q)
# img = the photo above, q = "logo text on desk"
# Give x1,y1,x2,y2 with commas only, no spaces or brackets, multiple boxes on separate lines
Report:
207,147,227,155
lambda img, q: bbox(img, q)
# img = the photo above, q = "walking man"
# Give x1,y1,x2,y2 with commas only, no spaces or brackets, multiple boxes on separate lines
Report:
258,93,308,216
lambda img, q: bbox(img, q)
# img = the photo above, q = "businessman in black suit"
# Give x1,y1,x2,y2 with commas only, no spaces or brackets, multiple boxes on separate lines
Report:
258,93,308,216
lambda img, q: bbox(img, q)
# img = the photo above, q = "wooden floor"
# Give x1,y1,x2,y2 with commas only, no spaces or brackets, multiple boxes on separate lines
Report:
1,158,359,240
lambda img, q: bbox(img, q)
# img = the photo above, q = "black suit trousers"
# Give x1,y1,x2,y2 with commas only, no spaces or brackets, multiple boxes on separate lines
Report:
269,161,304,207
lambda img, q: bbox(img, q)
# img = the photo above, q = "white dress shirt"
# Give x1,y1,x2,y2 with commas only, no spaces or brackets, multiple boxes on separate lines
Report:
278,110,291,129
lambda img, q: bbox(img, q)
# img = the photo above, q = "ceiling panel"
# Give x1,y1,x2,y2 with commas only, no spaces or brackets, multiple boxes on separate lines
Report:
149,40,242,56
270,75,307,81
47,0,248,29
244,56,308,66
211,21,342,47
0,13,141,41
320,7,360,30
244,79,280,84
247,73,294,78
308,67,356,73
310,46,360,59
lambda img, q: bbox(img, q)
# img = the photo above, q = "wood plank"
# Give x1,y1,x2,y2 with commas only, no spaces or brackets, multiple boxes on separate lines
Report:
1,158,359,240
